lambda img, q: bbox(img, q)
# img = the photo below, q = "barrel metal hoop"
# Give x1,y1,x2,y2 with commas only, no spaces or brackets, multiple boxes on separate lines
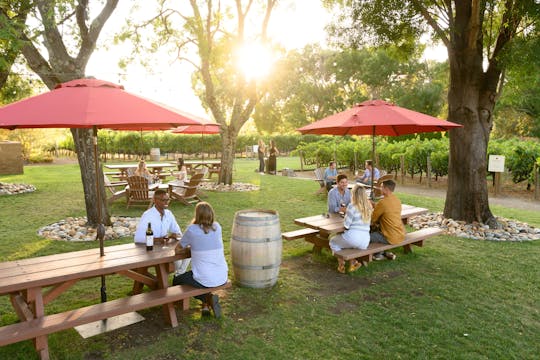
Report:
233,262,281,270
232,235,281,243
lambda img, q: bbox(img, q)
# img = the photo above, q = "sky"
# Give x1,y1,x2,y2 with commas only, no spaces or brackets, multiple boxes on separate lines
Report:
86,1,334,119
86,1,446,120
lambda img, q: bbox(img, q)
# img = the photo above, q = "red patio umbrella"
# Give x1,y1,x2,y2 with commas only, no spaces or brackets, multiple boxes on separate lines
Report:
171,123,220,161
0,78,205,301
297,99,462,195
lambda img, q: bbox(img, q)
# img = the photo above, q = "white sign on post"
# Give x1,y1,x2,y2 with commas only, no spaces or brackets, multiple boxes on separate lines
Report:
488,155,505,172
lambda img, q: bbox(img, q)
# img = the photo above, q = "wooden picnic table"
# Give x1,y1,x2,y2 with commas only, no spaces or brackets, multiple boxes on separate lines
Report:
0,241,190,359
105,162,176,180
183,159,221,178
292,204,428,252
295,204,428,235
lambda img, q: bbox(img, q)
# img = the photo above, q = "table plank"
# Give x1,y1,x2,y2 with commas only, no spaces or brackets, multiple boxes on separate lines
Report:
0,243,188,295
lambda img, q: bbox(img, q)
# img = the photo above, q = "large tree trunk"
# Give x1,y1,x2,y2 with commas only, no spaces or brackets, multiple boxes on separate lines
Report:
71,128,111,226
218,128,238,185
443,1,498,226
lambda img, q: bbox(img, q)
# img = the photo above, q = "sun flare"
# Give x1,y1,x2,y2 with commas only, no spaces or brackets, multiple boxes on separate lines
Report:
235,42,275,80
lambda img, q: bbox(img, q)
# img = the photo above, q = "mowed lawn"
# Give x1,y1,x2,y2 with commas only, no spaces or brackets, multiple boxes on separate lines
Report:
0,157,539,360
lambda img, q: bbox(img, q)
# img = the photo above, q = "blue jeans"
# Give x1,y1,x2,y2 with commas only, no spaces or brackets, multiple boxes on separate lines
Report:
370,231,389,244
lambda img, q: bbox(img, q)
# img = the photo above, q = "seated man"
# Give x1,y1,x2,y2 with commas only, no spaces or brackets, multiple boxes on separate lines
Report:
369,179,405,261
323,161,338,191
327,174,351,215
134,189,189,274
356,160,380,185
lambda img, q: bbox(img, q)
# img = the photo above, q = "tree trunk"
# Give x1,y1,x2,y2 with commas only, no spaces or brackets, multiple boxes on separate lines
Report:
218,128,238,185
71,128,111,226
443,1,498,226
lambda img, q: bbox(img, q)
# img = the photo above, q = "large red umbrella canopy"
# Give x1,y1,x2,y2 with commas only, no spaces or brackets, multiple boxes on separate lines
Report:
0,78,206,261
297,99,462,136
297,99,462,197
0,78,203,130
171,123,220,134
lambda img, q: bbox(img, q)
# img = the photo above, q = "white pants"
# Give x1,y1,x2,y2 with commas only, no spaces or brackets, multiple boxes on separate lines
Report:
174,259,191,275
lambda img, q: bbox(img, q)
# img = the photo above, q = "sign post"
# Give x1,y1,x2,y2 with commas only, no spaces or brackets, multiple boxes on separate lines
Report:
488,155,505,196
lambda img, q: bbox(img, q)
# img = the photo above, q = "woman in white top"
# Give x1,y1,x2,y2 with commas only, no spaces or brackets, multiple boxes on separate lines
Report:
329,184,372,273
170,158,188,186
133,159,154,184
173,202,228,318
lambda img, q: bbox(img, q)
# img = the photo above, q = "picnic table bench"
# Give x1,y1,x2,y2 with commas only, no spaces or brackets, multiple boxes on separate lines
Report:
333,227,444,272
283,205,442,272
0,241,231,360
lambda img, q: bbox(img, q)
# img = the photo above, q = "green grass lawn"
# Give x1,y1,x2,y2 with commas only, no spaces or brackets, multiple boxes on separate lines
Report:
1,158,539,359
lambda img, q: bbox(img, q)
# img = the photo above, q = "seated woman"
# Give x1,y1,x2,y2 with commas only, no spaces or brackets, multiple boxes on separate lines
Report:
356,160,380,185
133,159,154,184
173,202,228,318
329,184,372,273
170,158,188,186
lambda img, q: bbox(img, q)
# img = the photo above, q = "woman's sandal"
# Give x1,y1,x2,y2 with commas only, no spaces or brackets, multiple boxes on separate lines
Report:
348,259,362,272
337,262,346,274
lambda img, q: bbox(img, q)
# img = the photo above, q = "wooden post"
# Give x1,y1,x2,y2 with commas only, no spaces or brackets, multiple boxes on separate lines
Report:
426,153,432,188
300,150,304,171
400,155,405,185
535,163,539,200
494,172,501,197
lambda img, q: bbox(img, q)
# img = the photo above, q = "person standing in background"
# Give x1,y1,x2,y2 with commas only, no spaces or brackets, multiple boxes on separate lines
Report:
257,139,266,174
268,139,279,175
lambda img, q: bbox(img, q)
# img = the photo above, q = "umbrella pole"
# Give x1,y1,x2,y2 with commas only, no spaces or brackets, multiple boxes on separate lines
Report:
93,126,107,303
370,126,375,200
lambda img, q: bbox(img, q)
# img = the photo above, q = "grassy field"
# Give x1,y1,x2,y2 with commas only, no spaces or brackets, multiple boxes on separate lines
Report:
1,157,539,360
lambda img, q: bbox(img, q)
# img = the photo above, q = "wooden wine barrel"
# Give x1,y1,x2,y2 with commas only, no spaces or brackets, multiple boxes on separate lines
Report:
230,209,282,288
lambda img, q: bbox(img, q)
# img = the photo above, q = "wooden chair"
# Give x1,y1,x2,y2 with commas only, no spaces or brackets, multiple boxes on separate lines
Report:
372,173,395,198
103,174,127,204
208,163,221,179
126,175,156,208
314,167,327,195
168,172,205,205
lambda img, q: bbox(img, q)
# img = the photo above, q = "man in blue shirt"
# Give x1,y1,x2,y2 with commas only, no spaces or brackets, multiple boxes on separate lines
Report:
323,161,338,191
357,160,380,185
327,174,351,214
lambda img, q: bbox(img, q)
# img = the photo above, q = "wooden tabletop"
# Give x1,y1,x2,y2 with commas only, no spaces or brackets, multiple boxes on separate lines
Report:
105,163,176,170
294,204,428,236
0,241,187,295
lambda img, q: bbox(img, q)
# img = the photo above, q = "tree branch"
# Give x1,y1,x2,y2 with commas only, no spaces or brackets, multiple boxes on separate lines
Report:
411,0,450,48
77,0,119,66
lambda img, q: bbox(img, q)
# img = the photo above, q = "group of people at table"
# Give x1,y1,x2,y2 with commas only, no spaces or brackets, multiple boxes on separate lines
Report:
131,187,228,318
132,158,189,186
126,158,394,315
323,160,404,273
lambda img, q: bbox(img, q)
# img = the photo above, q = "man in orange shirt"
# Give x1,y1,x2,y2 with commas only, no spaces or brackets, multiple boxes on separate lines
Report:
370,179,405,260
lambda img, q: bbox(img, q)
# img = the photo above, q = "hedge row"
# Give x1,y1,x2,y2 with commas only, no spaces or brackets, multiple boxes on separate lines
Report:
53,131,539,188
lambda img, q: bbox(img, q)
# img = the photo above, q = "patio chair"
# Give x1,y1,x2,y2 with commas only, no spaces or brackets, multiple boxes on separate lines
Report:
208,163,221,179
103,174,127,204
372,173,395,198
168,172,205,205
126,175,157,208
314,167,327,195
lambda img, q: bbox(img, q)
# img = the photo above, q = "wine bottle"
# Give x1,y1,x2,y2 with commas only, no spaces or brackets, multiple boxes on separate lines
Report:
146,222,154,251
